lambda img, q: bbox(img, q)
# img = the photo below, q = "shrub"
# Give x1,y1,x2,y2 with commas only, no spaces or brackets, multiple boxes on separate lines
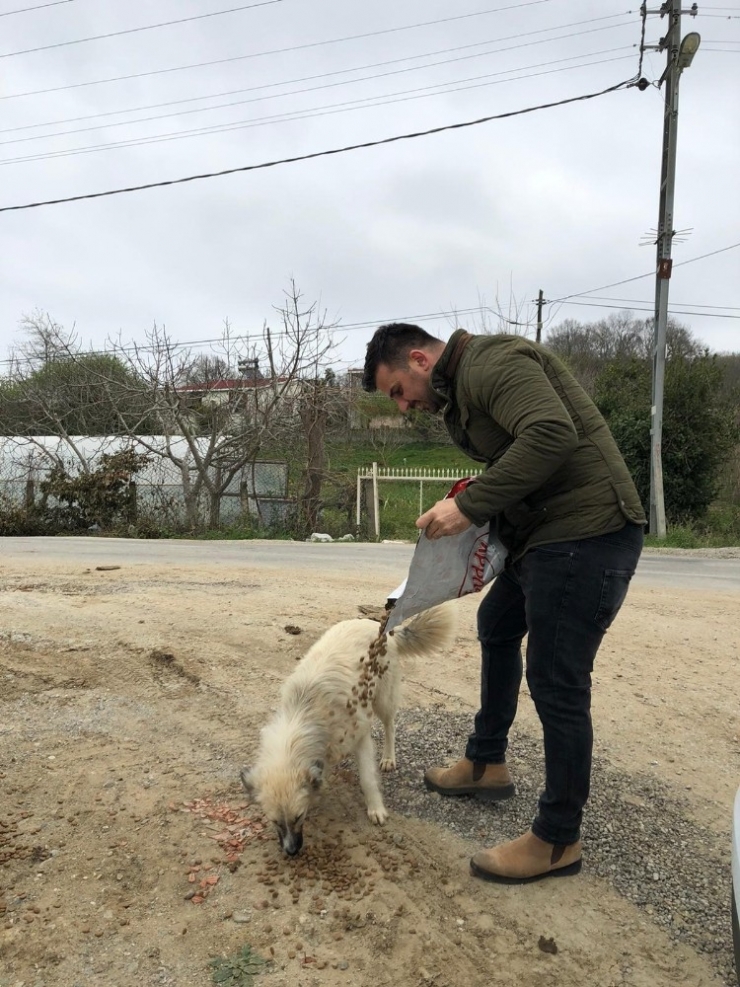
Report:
40,448,149,530
595,355,739,524
0,495,50,536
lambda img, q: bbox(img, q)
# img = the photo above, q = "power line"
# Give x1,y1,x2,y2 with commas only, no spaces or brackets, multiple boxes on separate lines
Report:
0,20,636,133
4,286,739,373
0,6,621,102
636,0,647,78
0,1,561,62
0,44,635,148
497,243,740,332
0,1,285,59
0,307,497,370
2,241,738,368
579,295,740,311
546,242,740,306
554,300,740,319
0,0,74,15
674,241,740,267
0,76,639,192
0,54,637,166
547,270,654,304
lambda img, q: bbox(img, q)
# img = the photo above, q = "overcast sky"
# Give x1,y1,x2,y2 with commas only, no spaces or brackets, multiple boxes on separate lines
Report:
0,0,738,376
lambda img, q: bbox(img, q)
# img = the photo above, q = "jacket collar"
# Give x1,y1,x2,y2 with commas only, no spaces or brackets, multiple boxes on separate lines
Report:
432,328,473,391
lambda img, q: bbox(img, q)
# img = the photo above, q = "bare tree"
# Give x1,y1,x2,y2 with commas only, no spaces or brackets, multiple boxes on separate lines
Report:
15,310,80,370
101,281,335,530
545,313,704,394
471,283,535,337
272,286,348,536
4,286,339,532
1,311,153,473
296,374,329,534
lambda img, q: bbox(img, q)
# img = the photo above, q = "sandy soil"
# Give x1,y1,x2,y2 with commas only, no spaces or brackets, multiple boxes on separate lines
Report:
1,548,738,987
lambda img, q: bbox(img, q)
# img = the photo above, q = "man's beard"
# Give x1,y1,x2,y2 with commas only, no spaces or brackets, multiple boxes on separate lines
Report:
409,386,443,414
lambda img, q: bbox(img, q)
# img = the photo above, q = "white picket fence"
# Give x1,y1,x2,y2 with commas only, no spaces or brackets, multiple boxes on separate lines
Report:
355,462,483,539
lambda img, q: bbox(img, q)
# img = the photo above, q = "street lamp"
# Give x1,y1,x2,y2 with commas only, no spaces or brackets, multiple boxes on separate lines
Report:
649,18,701,540
677,32,701,70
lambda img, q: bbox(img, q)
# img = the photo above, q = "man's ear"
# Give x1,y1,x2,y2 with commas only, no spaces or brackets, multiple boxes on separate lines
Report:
239,766,257,797
307,759,324,789
408,348,432,372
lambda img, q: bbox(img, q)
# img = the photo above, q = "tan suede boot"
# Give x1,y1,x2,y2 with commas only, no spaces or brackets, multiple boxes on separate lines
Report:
423,757,515,802
470,831,582,884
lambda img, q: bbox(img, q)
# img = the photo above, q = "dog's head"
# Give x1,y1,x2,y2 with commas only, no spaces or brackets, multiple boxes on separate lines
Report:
240,759,324,856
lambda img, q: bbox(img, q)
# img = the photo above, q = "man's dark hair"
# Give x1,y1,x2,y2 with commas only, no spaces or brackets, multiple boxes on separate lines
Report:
362,322,440,392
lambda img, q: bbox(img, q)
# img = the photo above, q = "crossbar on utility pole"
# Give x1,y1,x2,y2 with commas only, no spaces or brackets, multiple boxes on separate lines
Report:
647,0,699,539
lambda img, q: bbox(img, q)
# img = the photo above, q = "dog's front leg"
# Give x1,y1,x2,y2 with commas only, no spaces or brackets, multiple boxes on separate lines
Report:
356,731,388,825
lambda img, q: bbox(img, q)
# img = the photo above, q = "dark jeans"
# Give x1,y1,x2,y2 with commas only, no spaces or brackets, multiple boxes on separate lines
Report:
465,522,644,846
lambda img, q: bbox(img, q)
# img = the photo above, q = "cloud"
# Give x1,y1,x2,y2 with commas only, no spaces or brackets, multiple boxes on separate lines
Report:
1,0,738,365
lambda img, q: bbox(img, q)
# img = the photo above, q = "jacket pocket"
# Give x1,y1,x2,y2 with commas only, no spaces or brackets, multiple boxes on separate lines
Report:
611,478,646,522
594,568,633,632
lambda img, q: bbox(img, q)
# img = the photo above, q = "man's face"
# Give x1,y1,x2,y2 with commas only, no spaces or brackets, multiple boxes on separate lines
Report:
375,350,442,414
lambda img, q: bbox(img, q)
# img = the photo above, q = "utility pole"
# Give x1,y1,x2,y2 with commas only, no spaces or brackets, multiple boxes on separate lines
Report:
643,1,700,538
535,289,544,343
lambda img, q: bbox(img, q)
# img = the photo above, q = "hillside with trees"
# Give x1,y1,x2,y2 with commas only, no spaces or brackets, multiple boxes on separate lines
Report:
1,305,738,544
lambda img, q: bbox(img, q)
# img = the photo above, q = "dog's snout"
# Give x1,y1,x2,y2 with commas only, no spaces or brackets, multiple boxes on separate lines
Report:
281,830,303,856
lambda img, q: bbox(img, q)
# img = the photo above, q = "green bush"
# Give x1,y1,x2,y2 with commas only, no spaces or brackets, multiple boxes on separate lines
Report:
595,355,738,525
0,449,151,536
40,448,149,530
693,502,740,544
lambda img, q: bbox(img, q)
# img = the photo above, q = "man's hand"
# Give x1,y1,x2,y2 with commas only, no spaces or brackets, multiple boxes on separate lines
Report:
416,498,472,539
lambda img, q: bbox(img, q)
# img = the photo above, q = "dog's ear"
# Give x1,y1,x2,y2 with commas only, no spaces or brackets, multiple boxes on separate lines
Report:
239,766,257,797
307,759,324,789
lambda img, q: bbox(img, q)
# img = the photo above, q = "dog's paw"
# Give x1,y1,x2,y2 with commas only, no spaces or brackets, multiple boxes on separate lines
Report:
367,805,388,825
379,757,397,772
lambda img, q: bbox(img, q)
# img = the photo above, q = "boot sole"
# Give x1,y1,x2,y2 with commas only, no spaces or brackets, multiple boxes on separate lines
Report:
423,779,516,802
469,857,582,884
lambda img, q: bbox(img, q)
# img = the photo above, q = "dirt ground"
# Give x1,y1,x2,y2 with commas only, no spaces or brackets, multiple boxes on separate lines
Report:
1,546,738,987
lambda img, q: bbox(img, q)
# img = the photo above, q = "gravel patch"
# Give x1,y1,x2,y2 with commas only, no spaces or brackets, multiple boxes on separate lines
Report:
378,706,737,987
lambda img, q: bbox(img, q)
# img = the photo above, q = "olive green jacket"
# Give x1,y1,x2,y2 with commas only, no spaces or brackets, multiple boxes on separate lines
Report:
431,330,646,559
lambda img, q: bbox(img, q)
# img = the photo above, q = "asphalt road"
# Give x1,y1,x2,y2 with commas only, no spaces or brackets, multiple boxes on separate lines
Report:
2,536,740,593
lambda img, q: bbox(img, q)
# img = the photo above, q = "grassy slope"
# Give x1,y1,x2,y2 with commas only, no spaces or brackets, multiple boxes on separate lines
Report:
259,438,739,546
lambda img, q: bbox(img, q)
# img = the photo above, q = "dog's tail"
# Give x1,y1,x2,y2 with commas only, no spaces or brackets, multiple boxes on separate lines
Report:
390,603,456,658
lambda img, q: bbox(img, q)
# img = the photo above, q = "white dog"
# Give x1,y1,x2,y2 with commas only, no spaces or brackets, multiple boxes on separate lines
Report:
240,604,456,855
